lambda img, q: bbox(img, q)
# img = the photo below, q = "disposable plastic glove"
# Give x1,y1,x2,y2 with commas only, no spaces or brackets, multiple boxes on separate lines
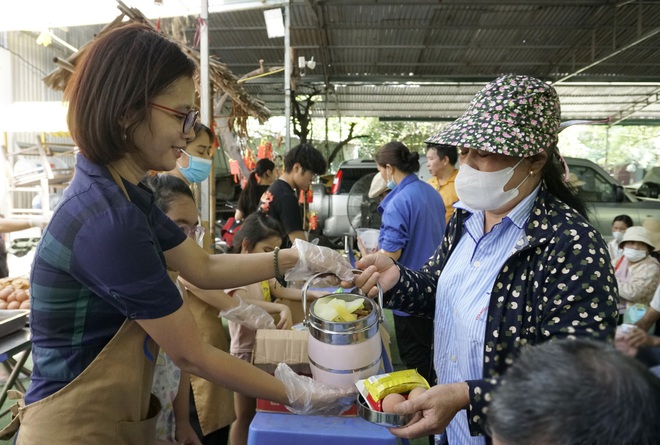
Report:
274,363,356,416
218,295,276,330
286,239,354,283
28,215,49,230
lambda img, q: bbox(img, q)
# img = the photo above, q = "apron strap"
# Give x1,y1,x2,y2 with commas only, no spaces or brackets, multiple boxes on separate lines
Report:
107,165,131,201
0,391,26,440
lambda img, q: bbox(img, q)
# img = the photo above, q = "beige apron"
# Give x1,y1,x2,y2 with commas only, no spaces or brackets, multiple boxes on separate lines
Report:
186,292,235,435
0,166,169,443
4,320,161,444
186,224,235,435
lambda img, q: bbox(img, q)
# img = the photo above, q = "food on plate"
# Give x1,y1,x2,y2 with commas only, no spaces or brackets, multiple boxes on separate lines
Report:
381,393,406,413
364,369,430,402
407,385,426,400
356,369,431,413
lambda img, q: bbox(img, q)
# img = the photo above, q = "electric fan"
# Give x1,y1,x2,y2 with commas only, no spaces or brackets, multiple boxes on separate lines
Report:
346,172,382,234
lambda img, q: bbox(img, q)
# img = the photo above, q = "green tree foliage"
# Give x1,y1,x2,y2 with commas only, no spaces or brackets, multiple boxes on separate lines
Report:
558,125,660,180
248,117,659,179
309,117,445,162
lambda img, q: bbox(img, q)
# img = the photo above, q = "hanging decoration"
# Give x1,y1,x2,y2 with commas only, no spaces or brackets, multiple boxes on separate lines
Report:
193,16,207,50
210,121,220,149
243,148,256,171
229,159,240,183
309,212,318,231
257,140,273,159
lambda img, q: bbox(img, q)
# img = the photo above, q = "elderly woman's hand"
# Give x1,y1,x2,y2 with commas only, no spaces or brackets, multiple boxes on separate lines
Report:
627,326,653,349
351,253,401,298
386,383,469,439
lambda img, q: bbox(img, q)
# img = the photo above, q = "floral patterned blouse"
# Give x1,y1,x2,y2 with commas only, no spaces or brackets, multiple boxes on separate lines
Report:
384,184,619,437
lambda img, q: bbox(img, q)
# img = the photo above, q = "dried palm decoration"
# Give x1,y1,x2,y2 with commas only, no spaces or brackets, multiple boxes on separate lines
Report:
43,0,271,136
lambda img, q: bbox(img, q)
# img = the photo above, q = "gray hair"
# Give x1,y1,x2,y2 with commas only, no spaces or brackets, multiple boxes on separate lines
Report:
487,338,660,445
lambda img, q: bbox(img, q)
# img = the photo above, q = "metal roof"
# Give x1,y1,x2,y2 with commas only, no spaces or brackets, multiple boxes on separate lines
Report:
193,0,660,123
17,0,660,124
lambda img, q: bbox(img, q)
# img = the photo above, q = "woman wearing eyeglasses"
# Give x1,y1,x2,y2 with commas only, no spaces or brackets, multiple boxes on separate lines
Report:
4,24,353,444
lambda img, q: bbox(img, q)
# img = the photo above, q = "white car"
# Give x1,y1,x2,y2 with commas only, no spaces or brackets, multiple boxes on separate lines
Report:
311,156,430,246
311,156,660,246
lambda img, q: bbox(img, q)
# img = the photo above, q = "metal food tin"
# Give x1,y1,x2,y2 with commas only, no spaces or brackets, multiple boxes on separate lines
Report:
357,395,414,428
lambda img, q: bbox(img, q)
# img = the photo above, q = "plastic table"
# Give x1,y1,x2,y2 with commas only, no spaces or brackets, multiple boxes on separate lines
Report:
0,328,31,416
248,412,399,445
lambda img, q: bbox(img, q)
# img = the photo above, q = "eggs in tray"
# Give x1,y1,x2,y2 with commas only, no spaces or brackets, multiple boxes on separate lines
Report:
312,296,368,322
0,277,30,310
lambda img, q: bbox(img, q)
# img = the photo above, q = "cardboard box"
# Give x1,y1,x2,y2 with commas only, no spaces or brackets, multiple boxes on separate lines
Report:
252,329,310,375
252,326,392,416
252,329,359,415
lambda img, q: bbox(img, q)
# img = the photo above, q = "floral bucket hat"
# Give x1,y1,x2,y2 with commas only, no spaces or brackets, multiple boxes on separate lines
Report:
425,74,561,158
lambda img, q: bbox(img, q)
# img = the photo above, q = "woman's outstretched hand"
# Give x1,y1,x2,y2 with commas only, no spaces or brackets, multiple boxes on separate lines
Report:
274,363,356,416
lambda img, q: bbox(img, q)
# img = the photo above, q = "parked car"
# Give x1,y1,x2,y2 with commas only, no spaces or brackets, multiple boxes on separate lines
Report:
566,157,660,239
310,156,430,245
311,156,660,244
626,166,660,200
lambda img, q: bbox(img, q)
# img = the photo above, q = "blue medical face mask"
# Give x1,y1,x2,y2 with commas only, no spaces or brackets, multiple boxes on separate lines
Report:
386,169,397,190
178,151,212,183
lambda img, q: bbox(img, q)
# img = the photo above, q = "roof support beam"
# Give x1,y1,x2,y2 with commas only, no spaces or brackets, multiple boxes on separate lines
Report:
609,87,660,125
553,26,660,84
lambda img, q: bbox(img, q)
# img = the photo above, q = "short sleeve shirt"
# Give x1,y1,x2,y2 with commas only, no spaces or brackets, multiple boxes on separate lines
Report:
378,174,446,270
259,179,302,236
26,154,186,404
427,169,459,224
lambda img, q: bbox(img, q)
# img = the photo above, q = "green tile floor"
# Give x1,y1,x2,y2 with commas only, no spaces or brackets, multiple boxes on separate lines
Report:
0,309,428,445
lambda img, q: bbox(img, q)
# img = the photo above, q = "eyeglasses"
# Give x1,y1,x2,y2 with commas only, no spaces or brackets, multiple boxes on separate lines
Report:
179,225,206,244
150,102,199,134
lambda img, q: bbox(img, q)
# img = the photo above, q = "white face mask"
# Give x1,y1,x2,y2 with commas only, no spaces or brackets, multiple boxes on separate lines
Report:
623,247,647,263
454,158,529,211
611,231,624,242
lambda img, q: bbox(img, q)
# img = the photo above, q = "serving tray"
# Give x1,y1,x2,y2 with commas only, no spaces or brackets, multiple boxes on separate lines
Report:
0,310,29,338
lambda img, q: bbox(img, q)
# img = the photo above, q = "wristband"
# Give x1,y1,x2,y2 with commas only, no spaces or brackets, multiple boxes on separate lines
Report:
273,247,287,287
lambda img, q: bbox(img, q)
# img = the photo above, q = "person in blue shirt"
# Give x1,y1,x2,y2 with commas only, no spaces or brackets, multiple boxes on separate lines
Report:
374,141,446,385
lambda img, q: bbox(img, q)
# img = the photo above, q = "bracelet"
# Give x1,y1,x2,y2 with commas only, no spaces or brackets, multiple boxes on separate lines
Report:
273,247,287,287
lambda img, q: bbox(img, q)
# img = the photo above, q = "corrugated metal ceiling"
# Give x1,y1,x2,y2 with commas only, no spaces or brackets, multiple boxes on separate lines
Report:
193,0,660,123
32,0,660,123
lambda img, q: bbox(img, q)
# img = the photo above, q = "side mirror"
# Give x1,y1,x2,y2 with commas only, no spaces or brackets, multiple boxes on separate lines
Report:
615,185,625,202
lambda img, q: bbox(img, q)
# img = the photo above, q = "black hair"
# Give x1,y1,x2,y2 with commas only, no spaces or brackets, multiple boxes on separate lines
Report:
426,143,458,165
236,158,276,218
193,122,215,145
375,141,420,174
612,214,634,228
283,143,327,175
541,146,588,219
65,23,196,165
231,212,285,253
487,339,660,445
142,173,195,213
